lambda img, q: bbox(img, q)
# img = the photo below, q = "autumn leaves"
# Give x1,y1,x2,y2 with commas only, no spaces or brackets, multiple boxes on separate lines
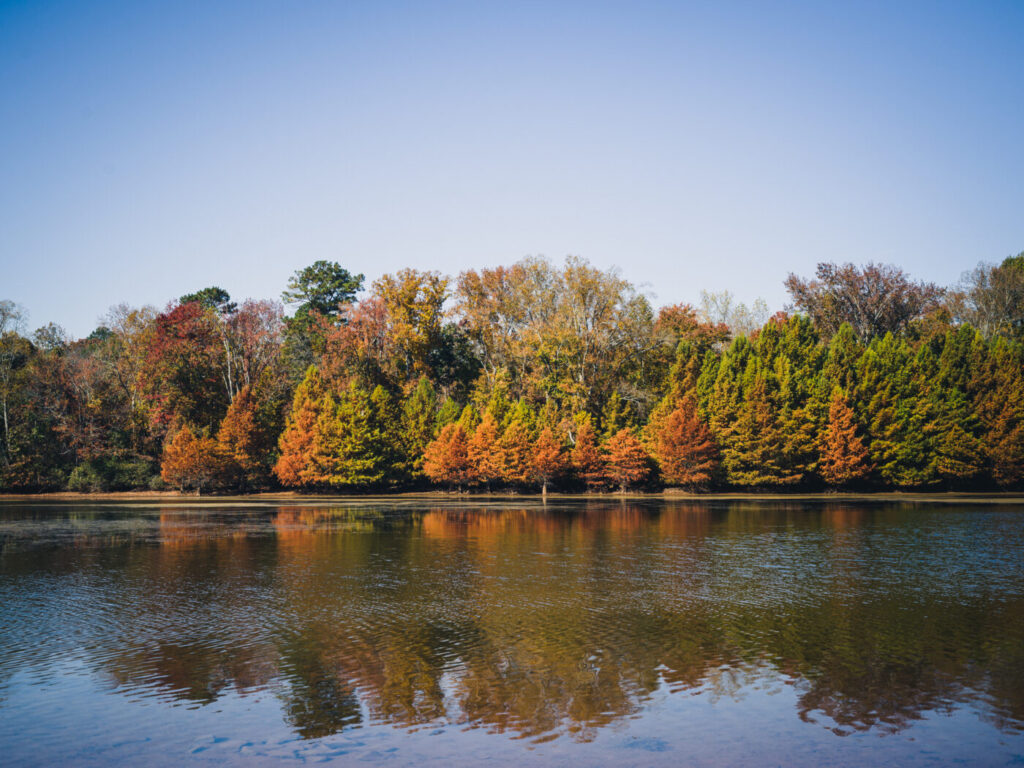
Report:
269,368,719,494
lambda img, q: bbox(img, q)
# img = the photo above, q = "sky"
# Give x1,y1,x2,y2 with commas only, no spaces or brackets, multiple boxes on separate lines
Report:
1,0,1023,338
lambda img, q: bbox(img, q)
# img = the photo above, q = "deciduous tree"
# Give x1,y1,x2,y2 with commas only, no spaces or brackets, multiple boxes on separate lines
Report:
161,426,224,494
819,389,871,488
652,400,717,488
604,428,651,493
423,423,471,489
571,418,606,489
467,411,502,488
785,262,943,342
531,427,567,495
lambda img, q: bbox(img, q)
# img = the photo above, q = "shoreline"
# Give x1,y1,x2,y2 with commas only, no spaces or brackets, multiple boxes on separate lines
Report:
1,490,1023,504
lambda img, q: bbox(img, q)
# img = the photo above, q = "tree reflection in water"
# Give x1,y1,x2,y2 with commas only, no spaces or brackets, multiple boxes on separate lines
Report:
3,500,1021,743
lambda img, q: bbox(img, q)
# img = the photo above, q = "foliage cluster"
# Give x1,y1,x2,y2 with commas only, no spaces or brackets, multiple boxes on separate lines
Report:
2,255,1022,493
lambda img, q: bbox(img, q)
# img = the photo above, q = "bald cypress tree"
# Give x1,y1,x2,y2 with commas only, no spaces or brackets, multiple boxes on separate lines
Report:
274,366,326,488
652,399,717,488
721,375,802,488
423,423,471,490
571,417,606,490
498,419,534,485
531,426,568,495
819,388,871,488
402,376,438,480
604,428,651,493
467,411,502,488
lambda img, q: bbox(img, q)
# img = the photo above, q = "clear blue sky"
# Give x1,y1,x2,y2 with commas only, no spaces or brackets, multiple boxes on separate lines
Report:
2,0,1022,337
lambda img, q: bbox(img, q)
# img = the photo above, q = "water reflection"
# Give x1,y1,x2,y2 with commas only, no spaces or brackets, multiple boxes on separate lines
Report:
1,500,1022,749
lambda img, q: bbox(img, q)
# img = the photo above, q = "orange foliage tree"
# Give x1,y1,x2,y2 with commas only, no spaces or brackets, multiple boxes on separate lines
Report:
217,385,263,490
571,419,606,489
467,411,502,488
423,423,471,489
531,427,568,495
604,428,651,493
497,420,533,485
274,367,325,487
819,388,871,488
652,399,717,488
161,426,224,494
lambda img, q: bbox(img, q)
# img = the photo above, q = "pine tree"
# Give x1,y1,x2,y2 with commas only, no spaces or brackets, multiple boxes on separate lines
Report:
571,417,606,489
422,423,471,489
604,428,651,493
819,388,871,488
531,426,567,495
652,399,717,488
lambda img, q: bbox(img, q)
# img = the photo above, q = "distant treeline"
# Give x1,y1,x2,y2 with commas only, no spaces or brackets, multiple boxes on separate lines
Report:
1,254,1022,493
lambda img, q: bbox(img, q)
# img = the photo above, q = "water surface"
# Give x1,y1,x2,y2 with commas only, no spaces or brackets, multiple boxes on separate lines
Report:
1,498,1023,766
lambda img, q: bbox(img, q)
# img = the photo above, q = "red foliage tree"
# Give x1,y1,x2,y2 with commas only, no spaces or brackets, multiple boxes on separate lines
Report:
604,428,651,493
143,301,226,433
653,399,717,488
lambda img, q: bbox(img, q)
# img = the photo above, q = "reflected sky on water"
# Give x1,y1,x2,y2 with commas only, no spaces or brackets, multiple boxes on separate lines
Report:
1,498,1023,766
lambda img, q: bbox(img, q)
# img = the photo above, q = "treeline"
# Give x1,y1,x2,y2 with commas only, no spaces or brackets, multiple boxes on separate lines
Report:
1,254,1022,493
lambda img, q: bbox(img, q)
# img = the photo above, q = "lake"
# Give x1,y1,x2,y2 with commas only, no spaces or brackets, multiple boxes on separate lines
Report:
1,498,1022,766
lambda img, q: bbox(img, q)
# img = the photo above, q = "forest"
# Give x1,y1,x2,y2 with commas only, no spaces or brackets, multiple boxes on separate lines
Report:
1,254,1022,494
